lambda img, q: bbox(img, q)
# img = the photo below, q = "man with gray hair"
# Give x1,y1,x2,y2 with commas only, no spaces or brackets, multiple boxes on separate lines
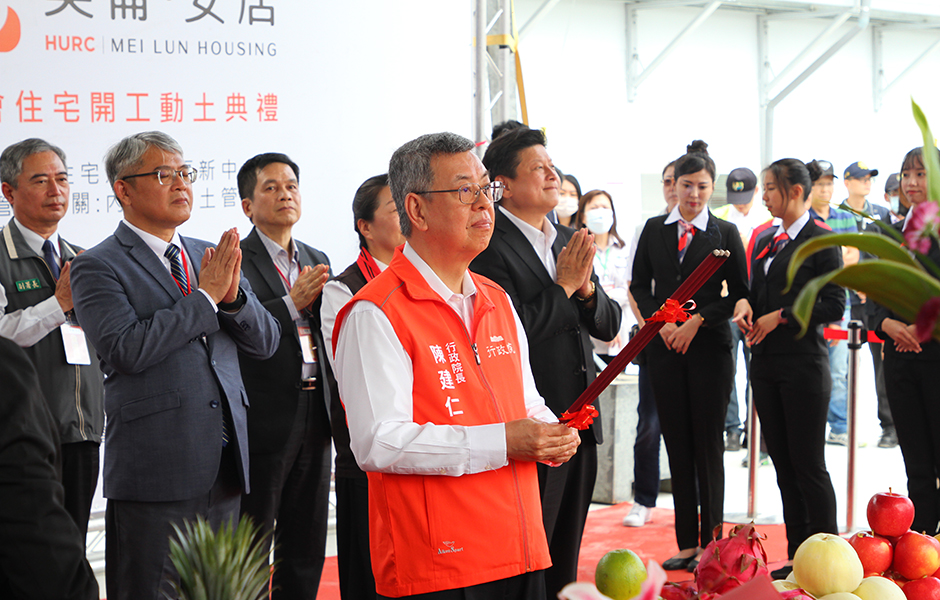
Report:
71,131,280,600
332,132,579,599
0,138,104,542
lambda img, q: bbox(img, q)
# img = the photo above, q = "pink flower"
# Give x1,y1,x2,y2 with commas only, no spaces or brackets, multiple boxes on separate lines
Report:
916,296,940,342
905,201,940,254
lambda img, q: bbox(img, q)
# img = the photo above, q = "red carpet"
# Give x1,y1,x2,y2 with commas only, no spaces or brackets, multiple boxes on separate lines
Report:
315,503,791,598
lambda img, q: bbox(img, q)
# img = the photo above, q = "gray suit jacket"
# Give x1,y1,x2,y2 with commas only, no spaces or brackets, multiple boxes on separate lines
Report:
71,222,280,502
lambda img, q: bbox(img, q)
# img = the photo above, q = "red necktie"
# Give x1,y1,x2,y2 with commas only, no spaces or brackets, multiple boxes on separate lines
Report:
757,231,789,261
678,220,695,261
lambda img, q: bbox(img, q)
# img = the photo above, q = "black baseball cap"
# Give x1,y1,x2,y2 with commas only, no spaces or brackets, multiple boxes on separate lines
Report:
809,159,837,179
725,167,757,205
844,161,878,179
885,172,900,194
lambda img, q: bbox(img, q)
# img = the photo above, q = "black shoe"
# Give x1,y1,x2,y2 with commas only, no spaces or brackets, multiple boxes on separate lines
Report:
878,428,899,448
662,555,697,571
771,565,793,579
686,557,700,573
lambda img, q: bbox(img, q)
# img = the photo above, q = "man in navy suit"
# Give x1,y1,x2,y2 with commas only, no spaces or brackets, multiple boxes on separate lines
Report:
71,131,280,600
236,152,333,598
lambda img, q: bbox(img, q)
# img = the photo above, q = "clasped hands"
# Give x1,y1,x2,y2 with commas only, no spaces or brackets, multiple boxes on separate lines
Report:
732,298,785,346
199,228,243,304
556,228,596,301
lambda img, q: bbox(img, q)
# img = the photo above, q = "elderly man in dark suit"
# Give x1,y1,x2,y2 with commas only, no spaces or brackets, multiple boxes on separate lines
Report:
0,138,104,541
470,127,621,600
236,152,332,598
71,131,280,600
0,337,98,600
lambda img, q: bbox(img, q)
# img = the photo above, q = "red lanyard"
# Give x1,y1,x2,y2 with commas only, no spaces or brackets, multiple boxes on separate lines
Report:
274,263,293,290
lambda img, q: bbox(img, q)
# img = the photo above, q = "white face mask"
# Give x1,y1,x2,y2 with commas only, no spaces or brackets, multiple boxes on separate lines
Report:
555,195,579,218
585,207,614,235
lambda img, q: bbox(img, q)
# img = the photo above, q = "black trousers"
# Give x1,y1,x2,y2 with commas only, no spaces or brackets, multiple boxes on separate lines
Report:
646,338,732,551
378,570,545,600
335,475,377,600
61,440,100,541
537,438,598,600
240,389,332,599
105,445,242,600
884,355,940,534
751,353,838,558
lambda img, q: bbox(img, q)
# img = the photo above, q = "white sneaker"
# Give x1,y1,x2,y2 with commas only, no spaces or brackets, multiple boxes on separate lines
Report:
622,503,652,527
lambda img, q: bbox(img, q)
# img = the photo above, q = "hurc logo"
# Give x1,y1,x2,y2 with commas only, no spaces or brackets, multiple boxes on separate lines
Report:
0,6,21,53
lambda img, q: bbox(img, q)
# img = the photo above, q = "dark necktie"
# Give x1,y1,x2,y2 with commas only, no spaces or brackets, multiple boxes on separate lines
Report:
164,243,190,295
678,220,695,262
42,239,60,280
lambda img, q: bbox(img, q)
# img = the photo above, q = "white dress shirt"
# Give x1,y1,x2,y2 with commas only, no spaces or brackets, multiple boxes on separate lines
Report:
333,243,556,476
0,218,66,347
319,255,388,369
499,205,558,280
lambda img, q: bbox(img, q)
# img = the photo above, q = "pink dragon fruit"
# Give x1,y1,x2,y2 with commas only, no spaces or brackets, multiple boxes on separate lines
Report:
693,522,770,595
658,581,696,600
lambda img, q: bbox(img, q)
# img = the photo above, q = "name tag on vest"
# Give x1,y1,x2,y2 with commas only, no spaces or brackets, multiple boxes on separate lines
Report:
61,323,91,365
15,278,42,292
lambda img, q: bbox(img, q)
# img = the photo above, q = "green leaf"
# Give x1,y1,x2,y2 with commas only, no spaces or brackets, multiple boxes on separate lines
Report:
790,260,940,341
912,98,940,204
835,202,905,244
784,232,922,295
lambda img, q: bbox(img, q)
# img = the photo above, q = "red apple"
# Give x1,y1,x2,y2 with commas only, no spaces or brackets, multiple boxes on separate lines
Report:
894,531,940,580
869,491,916,537
849,530,895,575
903,576,940,600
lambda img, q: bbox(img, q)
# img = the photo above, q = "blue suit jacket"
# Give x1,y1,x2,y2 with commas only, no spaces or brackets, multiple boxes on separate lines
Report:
71,222,280,502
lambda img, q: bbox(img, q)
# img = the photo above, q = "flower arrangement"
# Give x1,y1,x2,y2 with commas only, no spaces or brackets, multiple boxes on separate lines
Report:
787,99,940,340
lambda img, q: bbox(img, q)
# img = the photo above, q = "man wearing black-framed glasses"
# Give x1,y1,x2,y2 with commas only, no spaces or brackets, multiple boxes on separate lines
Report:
70,131,280,600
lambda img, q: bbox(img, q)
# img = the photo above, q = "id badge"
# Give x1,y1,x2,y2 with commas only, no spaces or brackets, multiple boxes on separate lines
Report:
61,323,91,365
297,324,317,364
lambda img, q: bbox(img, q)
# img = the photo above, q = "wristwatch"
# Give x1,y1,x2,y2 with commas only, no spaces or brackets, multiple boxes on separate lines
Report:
218,287,246,312
576,281,596,302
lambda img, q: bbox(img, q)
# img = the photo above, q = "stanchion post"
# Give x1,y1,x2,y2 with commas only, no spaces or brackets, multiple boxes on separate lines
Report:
845,319,863,533
746,385,759,520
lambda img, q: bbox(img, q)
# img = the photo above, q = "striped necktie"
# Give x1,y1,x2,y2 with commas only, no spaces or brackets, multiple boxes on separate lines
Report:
757,231,790,261
164,243,190,295
678,220,695,262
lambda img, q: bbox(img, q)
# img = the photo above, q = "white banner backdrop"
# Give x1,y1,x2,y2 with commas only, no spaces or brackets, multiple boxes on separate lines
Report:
0,0,474,269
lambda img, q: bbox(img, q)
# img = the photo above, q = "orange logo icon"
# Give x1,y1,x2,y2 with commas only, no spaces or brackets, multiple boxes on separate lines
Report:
0,6,21,52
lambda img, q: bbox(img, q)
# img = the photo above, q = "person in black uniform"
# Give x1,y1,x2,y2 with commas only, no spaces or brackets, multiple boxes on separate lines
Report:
630,140,748,572
734,158,843,577
874,146,940,535
320,173,405,600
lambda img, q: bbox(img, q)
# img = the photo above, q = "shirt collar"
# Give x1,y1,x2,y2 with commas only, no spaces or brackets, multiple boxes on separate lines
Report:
13,217,59,257
499,205,557,249
256,228,297,263
664,205,710,231
775,210,811,240
402,242,476,301
122,219,185,261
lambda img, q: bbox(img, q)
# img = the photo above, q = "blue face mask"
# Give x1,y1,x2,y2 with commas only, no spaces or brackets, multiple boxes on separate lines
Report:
585,208,614,235
889,193,900,214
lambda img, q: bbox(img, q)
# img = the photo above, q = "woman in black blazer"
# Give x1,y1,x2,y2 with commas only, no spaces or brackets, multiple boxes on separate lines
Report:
630,141,748,571
734,159,843,577
875,146,940,535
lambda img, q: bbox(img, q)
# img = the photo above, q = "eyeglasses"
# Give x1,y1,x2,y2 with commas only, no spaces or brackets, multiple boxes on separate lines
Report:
122,167,198,185
415,181,504,205
662,177,675,186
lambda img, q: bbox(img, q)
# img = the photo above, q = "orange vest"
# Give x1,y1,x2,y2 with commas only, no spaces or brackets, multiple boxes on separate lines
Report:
334,250,551,597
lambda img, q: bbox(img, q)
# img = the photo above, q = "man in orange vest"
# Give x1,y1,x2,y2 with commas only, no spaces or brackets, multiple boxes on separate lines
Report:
332,132,581,599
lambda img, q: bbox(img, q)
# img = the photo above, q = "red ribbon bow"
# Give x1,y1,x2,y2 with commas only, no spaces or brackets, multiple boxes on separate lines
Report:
646,299,696,324
559,405,599,431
